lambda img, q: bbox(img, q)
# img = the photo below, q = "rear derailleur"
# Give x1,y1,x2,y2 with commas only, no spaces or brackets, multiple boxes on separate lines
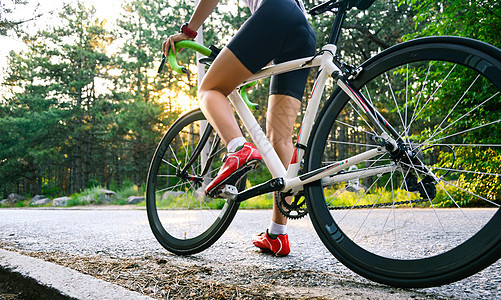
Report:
404,174,436,200
389,142,437,200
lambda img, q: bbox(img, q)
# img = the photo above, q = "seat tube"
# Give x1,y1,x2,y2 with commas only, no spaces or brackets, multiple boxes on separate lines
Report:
228,91,287,179
287,46,337,180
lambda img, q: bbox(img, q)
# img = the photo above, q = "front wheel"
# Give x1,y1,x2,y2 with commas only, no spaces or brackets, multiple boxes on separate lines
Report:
305,37,501,287
146,108,241,255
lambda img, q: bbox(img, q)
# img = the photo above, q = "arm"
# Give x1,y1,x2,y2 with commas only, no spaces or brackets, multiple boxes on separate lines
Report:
162,0,221,56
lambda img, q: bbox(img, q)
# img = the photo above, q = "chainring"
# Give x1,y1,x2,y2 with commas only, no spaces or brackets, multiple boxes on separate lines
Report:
275,191,308,219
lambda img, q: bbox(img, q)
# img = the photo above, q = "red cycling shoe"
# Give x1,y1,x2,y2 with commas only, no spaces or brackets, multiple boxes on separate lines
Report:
205,142,261,198
252,231,290,256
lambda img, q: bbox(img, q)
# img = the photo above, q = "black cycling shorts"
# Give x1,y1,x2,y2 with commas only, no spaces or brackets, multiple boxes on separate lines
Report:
227,0,316,101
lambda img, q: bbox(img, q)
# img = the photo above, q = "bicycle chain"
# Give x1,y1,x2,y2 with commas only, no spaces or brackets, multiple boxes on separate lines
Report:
277,190,430,216
328,198,431,210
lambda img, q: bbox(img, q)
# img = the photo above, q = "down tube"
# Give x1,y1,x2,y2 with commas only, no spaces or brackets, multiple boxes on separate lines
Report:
227,91,287,179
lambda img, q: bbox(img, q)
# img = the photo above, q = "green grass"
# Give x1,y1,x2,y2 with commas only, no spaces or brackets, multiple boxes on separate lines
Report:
325,186,419,208
0,184,146,208
239,193,274,209
69,185,146,206
154,191,227,209
145,190,274,210
324,183,472,209
2,179,496,209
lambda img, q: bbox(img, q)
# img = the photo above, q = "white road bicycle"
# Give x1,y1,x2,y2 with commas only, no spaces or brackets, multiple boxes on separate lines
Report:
147,0,501,288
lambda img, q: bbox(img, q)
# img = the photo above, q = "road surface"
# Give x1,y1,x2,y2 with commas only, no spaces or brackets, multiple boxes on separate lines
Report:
0,208,499,299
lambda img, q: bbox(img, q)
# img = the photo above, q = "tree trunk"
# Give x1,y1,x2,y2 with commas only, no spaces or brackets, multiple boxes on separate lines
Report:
83,130,91,189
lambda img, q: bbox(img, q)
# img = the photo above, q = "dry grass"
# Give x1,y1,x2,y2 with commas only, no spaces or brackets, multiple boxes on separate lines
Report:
0,242,432,299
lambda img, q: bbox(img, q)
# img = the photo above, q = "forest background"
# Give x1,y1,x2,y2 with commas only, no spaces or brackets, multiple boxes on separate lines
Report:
0,0,499,201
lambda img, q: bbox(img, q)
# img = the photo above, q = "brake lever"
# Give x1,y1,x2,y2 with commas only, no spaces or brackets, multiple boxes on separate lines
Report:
158,54,166,74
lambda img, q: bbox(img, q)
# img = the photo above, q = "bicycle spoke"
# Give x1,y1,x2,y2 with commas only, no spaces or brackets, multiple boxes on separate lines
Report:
353,169,396,241
431,143,501,147
404,64,409,139
326,140,380,148
426,74,480,141
402,157,451,245
334,119,375,136
404,160,481,231
398,166,425,253
338,172,386,224
429,119,501,144
155,181,187,194
168,145,181,166
441,180,500,207
385,72,406,137
406,63,457,134
419,82,497,149
431,166,500,177
348,101,377,134
406,61,432,132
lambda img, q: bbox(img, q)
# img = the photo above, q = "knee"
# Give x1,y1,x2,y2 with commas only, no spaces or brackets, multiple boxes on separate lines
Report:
198,88,216,109
197,88,209,107
198,86,229,108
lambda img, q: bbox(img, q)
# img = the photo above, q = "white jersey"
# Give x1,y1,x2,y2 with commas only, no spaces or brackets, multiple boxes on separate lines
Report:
241,0,306,14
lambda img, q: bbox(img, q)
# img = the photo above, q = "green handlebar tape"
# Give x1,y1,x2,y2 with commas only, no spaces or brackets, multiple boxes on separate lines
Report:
240,81,260,110
168,50,186,74
167,40,212,74
175,40,211,56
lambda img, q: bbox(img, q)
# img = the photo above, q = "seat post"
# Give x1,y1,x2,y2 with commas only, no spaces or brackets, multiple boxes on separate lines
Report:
327,0,348,45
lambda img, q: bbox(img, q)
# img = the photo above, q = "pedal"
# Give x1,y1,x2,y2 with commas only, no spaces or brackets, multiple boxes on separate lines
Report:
217,185,238,200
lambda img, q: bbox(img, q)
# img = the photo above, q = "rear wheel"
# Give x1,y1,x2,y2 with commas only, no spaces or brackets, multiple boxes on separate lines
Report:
146,109,241,255
305,37,501,287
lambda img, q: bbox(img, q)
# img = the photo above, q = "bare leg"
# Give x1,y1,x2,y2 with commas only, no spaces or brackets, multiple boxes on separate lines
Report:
266,95,301,226
198,47,253,146
200,49,300,225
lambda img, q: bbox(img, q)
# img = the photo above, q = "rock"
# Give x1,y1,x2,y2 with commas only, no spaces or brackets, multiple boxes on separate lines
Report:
29,196,52,206
31,195,46,202
33,198,52,206
7,193,25,204
127,196,145,204
98,189,116,197
52,196,70,207
82,195,94,204
161,191,185,201
0,199,8,205
98,189,116,203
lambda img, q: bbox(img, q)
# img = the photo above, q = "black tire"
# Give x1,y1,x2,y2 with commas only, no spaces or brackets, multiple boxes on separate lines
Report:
146,108,241,255
305,36,501,287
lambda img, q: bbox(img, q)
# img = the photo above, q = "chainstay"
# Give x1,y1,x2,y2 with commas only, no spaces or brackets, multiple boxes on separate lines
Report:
328,198,431,210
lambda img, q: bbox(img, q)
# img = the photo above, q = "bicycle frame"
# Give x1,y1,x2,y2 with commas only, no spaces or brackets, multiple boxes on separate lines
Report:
168,1,404,201
226,43,397,201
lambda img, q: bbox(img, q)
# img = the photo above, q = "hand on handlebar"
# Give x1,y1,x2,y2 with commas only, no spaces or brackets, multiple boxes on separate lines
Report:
158,40,212,74
162,33,192,56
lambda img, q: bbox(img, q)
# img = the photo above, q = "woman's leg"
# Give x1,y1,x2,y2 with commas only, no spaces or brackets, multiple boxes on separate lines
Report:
198,47,253,146
199,47,265,197
266,94,301,226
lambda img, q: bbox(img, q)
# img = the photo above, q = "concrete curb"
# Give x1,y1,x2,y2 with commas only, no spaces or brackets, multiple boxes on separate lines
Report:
0,249,153,300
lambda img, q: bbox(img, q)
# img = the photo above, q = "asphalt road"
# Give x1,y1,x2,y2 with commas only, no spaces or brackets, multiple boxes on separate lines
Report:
0,208,499,299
